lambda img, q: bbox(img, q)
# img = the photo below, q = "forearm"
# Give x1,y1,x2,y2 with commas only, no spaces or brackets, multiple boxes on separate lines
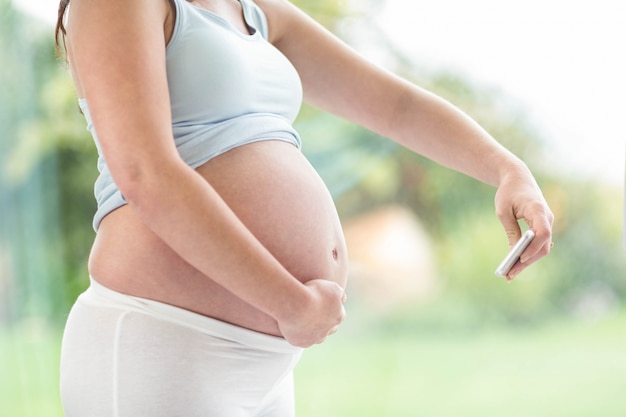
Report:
382,81,531,188
120,158,308,322
271,5,529,188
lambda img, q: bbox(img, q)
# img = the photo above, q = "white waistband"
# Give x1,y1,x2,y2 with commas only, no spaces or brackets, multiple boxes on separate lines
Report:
82,277,303,355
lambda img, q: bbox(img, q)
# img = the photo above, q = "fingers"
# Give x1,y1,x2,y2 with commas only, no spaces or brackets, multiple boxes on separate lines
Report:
496,203,523,248
318,315,343,345
495,178,555,281
312,306,345,345
507,244,552,281
282,281,347,347
505,215,554,281
323,290,347,341
521,207,554,263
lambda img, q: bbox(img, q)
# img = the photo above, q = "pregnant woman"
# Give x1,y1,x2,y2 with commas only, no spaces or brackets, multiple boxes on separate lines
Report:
55,0,554,415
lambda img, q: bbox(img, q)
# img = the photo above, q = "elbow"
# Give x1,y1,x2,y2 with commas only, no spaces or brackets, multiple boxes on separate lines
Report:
110,158,175,209
114,168,149,206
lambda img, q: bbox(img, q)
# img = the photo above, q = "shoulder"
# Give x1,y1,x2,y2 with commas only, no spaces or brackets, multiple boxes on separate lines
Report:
66,0,172,39
250,0,304,44
66,0,173,65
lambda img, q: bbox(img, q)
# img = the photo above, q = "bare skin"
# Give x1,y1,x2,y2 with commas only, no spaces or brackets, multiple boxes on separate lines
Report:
89,140,348,337
64,0,554,347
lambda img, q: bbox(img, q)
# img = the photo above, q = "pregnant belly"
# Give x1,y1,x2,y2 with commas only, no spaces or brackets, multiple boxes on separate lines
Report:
88,140,348,336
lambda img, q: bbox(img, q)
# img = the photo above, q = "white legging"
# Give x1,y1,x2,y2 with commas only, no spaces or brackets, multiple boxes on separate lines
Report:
60,279,303,417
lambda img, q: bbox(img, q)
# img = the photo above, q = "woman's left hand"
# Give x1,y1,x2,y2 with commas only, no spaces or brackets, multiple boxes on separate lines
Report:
494,165,555,281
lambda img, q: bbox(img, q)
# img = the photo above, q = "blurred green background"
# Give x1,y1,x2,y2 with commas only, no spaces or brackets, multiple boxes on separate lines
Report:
1,0,624,416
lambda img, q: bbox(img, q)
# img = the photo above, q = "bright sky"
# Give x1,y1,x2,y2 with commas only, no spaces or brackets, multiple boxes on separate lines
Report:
15,0,625,185
377,0,625,185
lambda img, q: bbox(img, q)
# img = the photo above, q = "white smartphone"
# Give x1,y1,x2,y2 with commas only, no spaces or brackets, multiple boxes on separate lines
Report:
494,229,535,277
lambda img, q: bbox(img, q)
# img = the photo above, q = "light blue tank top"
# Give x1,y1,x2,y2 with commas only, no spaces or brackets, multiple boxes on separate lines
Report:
79,0,303,231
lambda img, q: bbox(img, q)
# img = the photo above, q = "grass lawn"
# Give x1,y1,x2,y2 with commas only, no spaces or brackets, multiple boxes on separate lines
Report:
295,312,626,417
1,320,64,417
2,312,625,417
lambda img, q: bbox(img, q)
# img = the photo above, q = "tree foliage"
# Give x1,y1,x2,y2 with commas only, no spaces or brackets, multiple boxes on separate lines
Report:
0,0,95,322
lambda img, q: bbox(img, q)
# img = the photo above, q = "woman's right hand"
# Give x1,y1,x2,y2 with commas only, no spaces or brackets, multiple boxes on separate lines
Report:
277,279,347,348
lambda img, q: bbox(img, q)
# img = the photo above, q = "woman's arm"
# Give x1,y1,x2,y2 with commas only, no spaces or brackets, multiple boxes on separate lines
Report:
65,0,345,347
259,0,554,280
